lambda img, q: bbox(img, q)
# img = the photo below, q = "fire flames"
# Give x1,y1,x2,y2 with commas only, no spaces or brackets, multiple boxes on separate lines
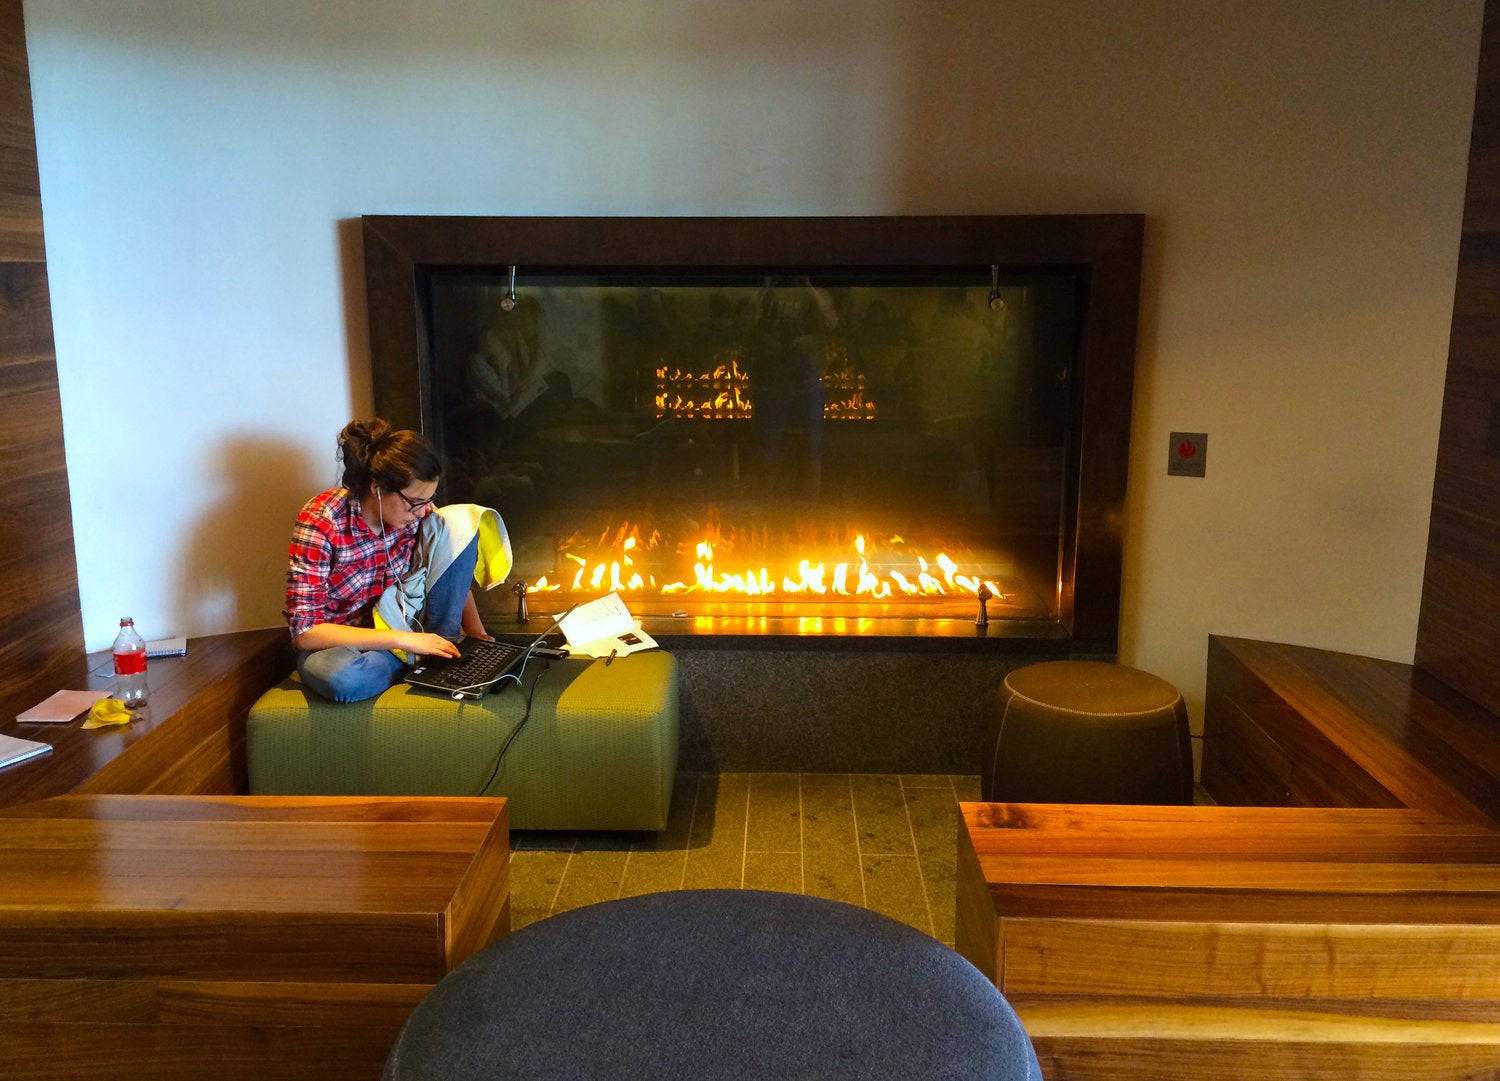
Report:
654,359,753,420
654,353,876,421
527,528,1002,601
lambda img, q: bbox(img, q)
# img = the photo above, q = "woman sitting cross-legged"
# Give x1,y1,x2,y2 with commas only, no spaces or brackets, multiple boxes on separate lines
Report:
285,418,494,702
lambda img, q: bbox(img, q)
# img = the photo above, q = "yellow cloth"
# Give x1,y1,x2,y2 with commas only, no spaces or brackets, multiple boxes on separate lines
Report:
83,698,135,728
468,506,514,589
374,503,512,663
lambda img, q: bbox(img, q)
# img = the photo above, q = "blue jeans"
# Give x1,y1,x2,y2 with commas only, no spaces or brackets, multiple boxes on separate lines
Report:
297,533,479,703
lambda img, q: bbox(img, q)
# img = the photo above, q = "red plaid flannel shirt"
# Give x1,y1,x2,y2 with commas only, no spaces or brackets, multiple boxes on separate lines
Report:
284,487,418,638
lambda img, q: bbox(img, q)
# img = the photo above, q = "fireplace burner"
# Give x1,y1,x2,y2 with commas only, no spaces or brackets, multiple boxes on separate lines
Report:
364,216,1143,654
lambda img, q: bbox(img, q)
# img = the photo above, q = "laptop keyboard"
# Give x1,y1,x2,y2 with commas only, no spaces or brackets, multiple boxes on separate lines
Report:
415,640,523,691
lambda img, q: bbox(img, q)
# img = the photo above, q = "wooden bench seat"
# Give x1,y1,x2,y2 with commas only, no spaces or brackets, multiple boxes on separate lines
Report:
1202,634,1500,823
0,627,293,807
0,793,510,1081
957,635,1500,1079
957,802,1500,1081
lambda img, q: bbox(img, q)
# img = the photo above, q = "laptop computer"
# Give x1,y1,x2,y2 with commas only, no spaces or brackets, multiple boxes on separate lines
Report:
403,606,576,700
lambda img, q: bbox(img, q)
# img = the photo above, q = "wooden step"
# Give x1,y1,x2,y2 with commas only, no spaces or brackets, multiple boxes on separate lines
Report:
1016,1000,1500,1081
957,802,1500,1080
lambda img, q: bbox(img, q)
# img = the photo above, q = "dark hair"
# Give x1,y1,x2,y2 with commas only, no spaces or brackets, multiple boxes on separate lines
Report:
337,418,443,496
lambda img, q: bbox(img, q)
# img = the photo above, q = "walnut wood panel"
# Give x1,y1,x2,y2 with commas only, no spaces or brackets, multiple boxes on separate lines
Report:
1,1023,406,1081
958,802,1500,1080
1017,1002,1500,1081
0,262,60,362
1203,635,1500,823
1198,691,1297,806
0,794,510,1081
1001,920,1500,999
77,630,294,796
960,803,1500,937
0,791,513,823
1202,639,1407,810
962,801,1500,856
955,811,1002,983
1417,0,1500,717
0,0,77,739
0,0,43,262
0,628,293,807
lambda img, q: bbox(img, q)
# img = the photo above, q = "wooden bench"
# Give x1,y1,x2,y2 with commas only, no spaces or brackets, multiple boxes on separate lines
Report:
956,635,1500,1080
1202,634,1500,823
0,793,509,1081
0,631,514,1081
0,627,294,806
957,801,1500,1081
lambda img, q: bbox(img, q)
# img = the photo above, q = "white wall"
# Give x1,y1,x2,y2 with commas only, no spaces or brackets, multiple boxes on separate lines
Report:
24,0,1482,728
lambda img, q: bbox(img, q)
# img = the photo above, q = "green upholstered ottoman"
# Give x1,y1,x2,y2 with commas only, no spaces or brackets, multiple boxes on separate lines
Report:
247,651,679,831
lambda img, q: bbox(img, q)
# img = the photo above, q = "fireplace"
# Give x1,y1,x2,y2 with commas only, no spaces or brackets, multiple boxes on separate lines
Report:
364,215,1142,657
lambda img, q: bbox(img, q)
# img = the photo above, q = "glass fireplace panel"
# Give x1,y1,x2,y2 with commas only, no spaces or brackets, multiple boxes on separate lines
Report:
427,268,1080,625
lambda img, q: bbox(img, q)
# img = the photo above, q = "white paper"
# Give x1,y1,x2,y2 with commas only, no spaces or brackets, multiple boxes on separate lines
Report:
566,626,659,660
558,593,636,648
557,593,658,660
16,688,109,724
0,732,52,770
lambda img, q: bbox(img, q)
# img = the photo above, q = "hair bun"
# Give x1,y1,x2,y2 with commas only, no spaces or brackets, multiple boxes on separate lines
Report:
335,417,442,495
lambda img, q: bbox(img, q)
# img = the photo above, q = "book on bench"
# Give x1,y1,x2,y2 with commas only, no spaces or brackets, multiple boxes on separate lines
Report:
0,732,52,771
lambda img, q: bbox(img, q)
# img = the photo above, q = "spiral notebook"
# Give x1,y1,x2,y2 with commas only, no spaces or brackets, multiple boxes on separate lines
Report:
0,732,52,770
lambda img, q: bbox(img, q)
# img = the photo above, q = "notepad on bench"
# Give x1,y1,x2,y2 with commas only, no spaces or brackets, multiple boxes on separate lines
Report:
16,688,110,724
145,637,187,658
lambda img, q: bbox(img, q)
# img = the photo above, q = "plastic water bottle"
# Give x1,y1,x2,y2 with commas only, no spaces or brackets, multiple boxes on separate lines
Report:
112,616,148,706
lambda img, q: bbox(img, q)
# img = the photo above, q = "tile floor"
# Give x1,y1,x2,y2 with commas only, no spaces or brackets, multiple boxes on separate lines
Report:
509,772,979,946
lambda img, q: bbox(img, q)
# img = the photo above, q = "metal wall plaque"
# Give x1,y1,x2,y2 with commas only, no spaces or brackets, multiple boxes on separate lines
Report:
1168,432,1207,477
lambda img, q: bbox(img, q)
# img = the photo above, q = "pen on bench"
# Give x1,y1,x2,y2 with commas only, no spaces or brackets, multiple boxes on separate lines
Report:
606,648,618,666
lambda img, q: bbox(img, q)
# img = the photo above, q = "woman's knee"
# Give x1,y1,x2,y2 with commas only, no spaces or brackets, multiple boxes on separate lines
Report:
298,647,400,703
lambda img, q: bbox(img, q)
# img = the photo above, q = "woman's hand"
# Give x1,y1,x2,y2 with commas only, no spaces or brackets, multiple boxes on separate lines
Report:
400,631,462,659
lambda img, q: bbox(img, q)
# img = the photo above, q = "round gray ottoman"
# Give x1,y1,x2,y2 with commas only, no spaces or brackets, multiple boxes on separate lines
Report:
383,889,1041,1081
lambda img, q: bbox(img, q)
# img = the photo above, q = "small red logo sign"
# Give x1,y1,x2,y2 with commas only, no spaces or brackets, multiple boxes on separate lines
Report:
1177,440,1197,459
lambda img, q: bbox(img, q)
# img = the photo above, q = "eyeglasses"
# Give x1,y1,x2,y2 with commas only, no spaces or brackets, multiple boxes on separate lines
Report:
397,490,437,512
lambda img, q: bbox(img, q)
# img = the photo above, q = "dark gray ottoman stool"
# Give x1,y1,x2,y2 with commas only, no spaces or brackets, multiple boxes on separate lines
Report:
983,659,1193,804
383,889,1041,1081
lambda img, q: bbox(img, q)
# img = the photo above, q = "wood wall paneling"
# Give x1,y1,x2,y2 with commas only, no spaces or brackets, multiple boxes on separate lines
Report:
1416,0,1500,716
0,0,44,263
0,0,81,732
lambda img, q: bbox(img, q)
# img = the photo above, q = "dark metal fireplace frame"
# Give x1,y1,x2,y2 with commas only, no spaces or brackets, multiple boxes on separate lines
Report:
362,214,1143,656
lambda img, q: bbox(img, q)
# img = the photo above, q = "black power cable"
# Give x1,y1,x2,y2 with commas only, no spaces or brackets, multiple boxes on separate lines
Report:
478,659,550,795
